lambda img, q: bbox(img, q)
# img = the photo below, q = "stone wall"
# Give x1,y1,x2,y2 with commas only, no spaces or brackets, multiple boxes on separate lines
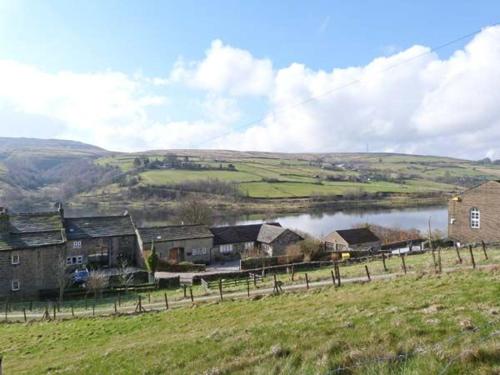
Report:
448,181,500,243
66,235,138,268
142,237,213,264
267,230,303,256
0,244,64,299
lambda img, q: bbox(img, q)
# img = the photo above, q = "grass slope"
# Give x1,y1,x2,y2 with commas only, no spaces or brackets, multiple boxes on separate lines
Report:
1,269,499,374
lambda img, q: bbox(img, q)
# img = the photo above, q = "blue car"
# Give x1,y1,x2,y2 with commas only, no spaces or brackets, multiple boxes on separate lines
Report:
73,268,90,284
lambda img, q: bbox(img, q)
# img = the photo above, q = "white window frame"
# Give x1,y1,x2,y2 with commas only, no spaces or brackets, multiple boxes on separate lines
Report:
191,248,207,256
220,244,233,254
73,240,82,249
11,279,20,291
11,254,20,265
244,242,254,250
470,208,480,229
66,255,84,265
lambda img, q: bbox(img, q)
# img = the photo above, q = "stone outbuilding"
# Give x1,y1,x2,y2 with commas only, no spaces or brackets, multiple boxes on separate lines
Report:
137,224,214,264
324,227,381,256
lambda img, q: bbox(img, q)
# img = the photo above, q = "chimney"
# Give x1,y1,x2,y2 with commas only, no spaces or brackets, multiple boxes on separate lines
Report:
56,202,64,218
0,207,9,234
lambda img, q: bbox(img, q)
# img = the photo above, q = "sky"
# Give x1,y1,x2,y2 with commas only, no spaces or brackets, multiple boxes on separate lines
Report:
0,1,500,159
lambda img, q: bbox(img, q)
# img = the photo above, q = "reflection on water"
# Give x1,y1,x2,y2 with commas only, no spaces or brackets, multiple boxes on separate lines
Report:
65,205,448,238
234,207,448,238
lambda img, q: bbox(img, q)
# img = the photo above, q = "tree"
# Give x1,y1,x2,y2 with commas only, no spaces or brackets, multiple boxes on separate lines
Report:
117,258,135,293
147,240,159,274
133,157,142,168
176,197,213,225
54,252,71,305
86,270,109,299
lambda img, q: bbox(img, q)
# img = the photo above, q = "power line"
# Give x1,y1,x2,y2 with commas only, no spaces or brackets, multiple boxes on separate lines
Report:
193,23,498,149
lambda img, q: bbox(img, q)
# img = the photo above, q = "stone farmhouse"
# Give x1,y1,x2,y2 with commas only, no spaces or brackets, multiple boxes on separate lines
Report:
0,208,66,299
0,203,304,298
448,180,500,244
324,227,381,256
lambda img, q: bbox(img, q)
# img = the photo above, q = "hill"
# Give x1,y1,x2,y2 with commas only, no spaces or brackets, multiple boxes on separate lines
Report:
2,136,500,213
0,268,498,374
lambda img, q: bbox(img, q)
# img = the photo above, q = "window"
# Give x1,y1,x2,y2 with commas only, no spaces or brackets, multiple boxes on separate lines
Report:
73,240,82,249
11,280,20,291
192,248,207,256
11,254,20,265
66,255,83,265
262,243,273,255
470,208,480,229
220,244,233,254
244,242,254,250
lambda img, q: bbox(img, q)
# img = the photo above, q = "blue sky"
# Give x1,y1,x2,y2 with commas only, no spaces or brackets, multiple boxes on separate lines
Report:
2,1,497,73
1,1,500,157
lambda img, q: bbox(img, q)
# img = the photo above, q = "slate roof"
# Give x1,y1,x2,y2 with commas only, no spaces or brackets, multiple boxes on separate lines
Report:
210,223,281,246
9,212,64,233
0,211,65,251
0,231,65,251
64,215,135,240
329,228,380,245
138,224,213,244
257,224,288,244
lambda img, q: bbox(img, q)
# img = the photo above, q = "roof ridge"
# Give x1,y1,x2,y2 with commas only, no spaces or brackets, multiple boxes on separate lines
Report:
65,214,130,220
139,223,207,230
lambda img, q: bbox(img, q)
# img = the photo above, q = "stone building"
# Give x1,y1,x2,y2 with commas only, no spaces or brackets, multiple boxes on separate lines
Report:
137,224,214,264
0,208,66,299
448,180,500,244
256,224,303,256
324,227,381,256
64,214,139,270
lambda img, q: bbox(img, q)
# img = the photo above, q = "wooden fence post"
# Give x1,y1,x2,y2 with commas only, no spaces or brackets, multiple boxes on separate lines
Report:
481,241,488,260
401,255,407,274
53,304,56,320
431,250,437,271
335,263,341,287
23,308,27,323
330,269,336,286
164,293,169,310
183,285,187,299
455,243,462,263
218,280,223,301
365,265,371,281
273,274,279,294
305,273,309,289
118,292,121,307
469,245,476,269
29,301,33,311
4,303,7,321
71,304,75,317
437,248,442,274
382,253,388,272
291,266,295,282
114,301,117,314
246,279,250,297
189,287,194,303
148,293,151,304
92,304,95,316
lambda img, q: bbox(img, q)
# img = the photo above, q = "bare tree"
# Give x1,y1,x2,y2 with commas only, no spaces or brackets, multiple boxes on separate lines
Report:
176,196,213,225
117,259,134,293
86,270,109,299
54,252,71,305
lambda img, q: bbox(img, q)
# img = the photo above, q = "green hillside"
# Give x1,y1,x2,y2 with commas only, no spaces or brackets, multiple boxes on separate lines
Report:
2,137,500,212
1,269,498,374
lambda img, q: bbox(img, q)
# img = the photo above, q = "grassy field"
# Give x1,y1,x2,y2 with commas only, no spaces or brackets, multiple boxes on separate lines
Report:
93,151,500,200
1,268,499,374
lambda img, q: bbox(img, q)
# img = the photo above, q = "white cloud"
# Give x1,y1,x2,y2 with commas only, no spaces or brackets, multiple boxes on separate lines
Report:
169,39,274,96
2,26,500,159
